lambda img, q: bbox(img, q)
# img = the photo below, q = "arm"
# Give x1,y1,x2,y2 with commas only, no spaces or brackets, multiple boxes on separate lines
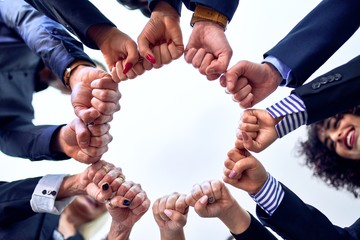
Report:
0,0,94,85
185,179,276,239
265,0,360,87
23,0,115,49
257,183,360,240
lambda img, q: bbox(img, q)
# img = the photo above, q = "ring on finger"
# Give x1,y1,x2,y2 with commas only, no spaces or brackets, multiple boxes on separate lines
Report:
106,199,115,209
115,175,126,184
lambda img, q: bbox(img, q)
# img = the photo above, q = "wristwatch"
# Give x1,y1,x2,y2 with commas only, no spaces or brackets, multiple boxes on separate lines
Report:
190,5,228,30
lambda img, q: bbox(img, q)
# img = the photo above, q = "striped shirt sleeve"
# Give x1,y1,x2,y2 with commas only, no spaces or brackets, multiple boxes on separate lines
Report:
250,173,285,216
266,94,308,138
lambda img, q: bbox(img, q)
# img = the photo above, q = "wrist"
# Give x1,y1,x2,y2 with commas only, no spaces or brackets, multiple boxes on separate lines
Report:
57,175,84,199
219,203,251,234
107,221,132,240
190,5,228,30
64,60,95,88
263,62,284,87
160,228,185,240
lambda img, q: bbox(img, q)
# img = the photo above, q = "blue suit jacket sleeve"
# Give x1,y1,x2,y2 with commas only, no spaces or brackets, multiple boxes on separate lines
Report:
0,177,42,226
0,0,94,83
292,55,360,124
231,213,278,240
0,120,69,161
264,0,360,87
256,184,360,240
149,0,239,21
24,0,115,49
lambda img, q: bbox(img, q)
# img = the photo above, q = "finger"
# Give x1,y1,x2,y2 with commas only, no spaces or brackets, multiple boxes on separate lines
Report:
167,32,184,60
199,181,215,204
191,48,207,69
87,123,111,137
106,195,131,209
183,48,197,64
138,32,156,65
199,53,214,76
152,45,162,69
232,83,252,103
130,191,150,215
210,180,222,201
159,41,172,65
98,167,124,188
92,114,114,125
91,77,119,91
175,194,189,214
72,118,91,148
206,52,231,78
109,175,126,193
75,151,101,164
75,107,100,125
239,93,255,109
158,194,170,221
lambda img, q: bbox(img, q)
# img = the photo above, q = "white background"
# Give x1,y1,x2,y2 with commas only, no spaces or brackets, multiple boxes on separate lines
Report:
1,0,360,239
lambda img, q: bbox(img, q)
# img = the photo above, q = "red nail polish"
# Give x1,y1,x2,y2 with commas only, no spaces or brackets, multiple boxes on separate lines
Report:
167,39,172,45
122,63,133,74
146,54,156,64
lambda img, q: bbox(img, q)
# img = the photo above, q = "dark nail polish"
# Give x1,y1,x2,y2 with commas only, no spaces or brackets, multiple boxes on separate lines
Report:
122,63,133,74
102,183,109,191
123,199,131,206
146,54,156,64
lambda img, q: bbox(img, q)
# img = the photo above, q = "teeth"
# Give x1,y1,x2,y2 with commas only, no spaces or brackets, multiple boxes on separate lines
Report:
347,130,354,148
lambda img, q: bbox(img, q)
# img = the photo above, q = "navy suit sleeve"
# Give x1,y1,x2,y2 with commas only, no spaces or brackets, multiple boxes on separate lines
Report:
0,177,42,226
264,0,360,87
292,55,360,124
149,0,239,21
24,0,115,49
0,120,69,161
0,0,95,84
256,184,360,240
231,213,278,240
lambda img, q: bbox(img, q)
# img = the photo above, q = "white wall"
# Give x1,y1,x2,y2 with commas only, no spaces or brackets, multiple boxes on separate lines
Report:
1,0,360,239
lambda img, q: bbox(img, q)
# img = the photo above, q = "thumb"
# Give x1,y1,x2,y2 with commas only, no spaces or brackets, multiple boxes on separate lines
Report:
138,34,156,65
73,118,91,148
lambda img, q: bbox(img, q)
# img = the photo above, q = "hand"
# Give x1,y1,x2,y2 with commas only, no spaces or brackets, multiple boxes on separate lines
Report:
238,109,279,152
153,193,188,240
88,25,145,82
223,148,268,195
138,1,184,69
90,77,121,125
185,180,251,235
219,61,282,108
184,21,232,80
57,118,112,164
69,66,120,124
105,181,151,240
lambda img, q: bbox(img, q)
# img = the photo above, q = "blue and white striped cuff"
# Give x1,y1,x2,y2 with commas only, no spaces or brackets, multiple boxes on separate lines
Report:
250,174,285,216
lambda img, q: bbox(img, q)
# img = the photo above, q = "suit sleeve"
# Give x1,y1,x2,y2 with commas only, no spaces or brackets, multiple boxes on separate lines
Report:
0,0,94,84
231,213,278,240
256,184,360,240
0,120,69,161
24,0,115,49
264,0,360,87
0,177,42,226
292,55,360,124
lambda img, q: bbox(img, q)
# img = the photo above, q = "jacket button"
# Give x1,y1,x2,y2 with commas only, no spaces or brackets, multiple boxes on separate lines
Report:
327,75,335,82
334,73,342,81
312,82,321,89
320,77,328,84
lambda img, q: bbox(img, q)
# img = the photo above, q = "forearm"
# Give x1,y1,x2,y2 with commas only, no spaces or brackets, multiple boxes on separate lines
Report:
160,229,185,240
107,221,133,240
0,122,68,161
24,0,116,49
1,0,94,84
219,203,251,235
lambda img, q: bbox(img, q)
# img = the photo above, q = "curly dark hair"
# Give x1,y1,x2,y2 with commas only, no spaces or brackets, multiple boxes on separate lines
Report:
116,0,151,18
297,106,360,198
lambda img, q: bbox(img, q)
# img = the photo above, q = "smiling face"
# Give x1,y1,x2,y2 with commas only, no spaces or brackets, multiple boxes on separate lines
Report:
318,113,360,160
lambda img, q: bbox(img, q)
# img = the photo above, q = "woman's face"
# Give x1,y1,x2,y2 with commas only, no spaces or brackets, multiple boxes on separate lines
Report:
318,114,360,160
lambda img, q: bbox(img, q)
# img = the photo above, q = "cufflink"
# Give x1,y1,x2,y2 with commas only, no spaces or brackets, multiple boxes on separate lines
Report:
42,189,57,196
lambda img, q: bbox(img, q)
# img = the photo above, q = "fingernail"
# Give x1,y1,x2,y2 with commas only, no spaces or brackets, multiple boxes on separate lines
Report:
102,183,109,191
123,199,131,206
164,209,172,217
199,195,208,204
167,39,172,45
113,62,117,68
146,54,156,64
122,63,133,74
229,170,236,178
224,88,230,94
